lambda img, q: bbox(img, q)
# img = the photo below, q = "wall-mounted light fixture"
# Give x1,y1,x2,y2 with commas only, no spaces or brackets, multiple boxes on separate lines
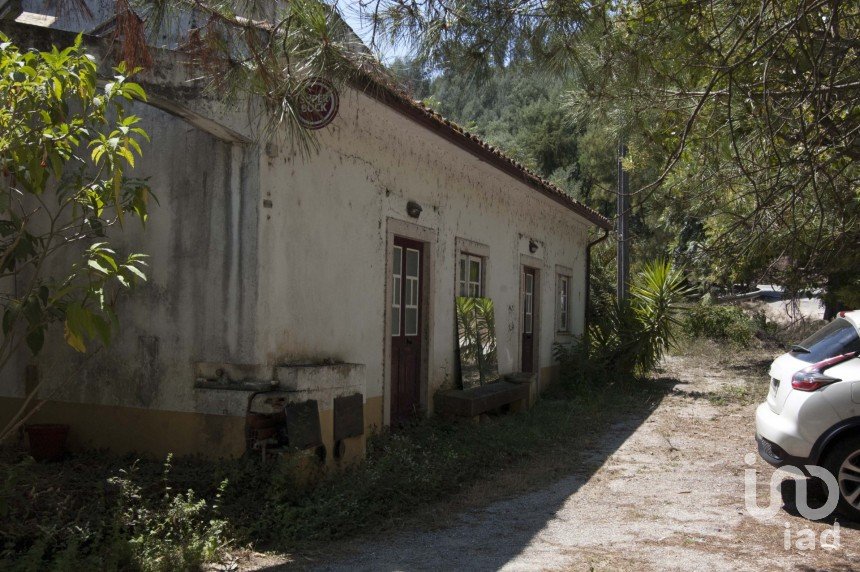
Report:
406,200,423,219
529,240,538,253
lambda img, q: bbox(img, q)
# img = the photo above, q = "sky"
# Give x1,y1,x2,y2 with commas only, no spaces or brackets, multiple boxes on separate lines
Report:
338,2,413,63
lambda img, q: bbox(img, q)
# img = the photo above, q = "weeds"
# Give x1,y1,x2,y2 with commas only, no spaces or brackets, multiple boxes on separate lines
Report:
0,455,230,571
0,379,662,566
706,382,768,406
111,455,230,572
223,381,655,549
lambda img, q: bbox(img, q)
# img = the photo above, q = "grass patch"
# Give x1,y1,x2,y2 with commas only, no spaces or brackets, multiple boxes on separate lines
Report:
0,377,666,569
705,380,769,406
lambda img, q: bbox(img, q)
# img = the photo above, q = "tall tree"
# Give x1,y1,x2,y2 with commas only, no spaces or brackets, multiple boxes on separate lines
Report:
365,0,860,308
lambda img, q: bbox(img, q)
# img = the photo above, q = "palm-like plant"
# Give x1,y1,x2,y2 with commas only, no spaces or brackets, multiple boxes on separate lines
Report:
581,259,691,377
627,259,692,373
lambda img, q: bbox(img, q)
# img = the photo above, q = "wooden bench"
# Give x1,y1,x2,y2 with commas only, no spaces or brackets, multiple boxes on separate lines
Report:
434,378,531,419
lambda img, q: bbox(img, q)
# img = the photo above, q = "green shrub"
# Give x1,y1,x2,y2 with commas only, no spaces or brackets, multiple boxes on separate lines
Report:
556,259,691,386
684,303,755,346
0,455,230,572
111,456,229,572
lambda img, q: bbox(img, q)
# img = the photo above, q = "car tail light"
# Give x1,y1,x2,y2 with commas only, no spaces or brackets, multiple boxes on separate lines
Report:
791,351,858,391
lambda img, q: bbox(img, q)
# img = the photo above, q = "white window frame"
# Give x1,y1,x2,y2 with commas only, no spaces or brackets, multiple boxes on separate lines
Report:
404,248,420,336
455,238,490,299
523,271,534,334
391,245,402,336
458,253,485,298
557,274,571,333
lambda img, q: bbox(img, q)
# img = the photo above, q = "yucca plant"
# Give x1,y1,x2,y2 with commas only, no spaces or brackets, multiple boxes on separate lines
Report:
563,259,691,382
625,259,692,373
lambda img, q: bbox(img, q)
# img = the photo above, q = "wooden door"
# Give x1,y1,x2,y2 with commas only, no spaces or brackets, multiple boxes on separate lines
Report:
391,237,423,424
521,267,536,373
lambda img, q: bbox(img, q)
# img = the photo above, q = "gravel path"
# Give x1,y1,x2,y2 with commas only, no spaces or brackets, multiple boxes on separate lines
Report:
247,352,860,571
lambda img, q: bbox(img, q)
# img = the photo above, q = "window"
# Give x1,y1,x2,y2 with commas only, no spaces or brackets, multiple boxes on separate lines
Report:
523,271,534,334
557,274,570,333
790,318,860,363
458,253,484,298
404,248,420,336
392,246,402,336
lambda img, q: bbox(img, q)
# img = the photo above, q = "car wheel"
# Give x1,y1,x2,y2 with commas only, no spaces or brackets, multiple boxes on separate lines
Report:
824,437,860,521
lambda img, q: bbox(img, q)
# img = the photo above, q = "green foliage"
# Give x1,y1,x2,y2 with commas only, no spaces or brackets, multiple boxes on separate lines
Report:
111,456,229,572
0,455,229,571
683,303,756,347
455,296,498,386
0,35,150,379
372,0,860,316
556,259,691,383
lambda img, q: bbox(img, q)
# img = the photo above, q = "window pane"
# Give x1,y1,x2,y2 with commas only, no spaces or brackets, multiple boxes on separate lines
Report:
406,249,419,277
412,280,419,302
393,276,401,305
391,307,400,336
393,246,402,275
792,318,860,363
405,308,418,336
470,259,480,282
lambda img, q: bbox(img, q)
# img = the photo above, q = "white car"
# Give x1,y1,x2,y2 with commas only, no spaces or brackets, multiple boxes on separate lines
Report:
756,310,860,520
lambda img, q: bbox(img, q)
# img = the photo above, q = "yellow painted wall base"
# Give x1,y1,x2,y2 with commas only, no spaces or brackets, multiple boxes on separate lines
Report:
1,395,386,464
539,365,560,391
0,397,247,459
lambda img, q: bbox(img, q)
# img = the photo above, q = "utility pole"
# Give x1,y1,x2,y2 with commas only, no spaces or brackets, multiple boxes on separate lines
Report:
616,143,630,301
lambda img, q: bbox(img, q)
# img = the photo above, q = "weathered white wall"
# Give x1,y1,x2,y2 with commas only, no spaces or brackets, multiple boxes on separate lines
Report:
255,89,591,422
3,81,591,432
2,101,262,419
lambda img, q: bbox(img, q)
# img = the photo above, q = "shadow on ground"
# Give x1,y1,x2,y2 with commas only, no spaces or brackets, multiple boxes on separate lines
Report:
254,379,680,571
779,478,860,530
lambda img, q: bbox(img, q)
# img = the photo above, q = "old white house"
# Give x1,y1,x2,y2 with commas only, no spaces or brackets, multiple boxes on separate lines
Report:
2,12,610,463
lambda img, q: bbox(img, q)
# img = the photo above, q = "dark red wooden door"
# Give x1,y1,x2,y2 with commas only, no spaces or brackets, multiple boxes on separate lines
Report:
391,237,423,424
521,267,536,373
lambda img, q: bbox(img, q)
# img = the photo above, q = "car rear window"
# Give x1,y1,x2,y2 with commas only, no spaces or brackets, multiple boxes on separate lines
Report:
790,318,860,363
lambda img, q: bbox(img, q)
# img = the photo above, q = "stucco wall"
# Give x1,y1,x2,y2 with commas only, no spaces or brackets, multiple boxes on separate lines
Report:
2,73,592,456
255,89,590,425
2,102,261,419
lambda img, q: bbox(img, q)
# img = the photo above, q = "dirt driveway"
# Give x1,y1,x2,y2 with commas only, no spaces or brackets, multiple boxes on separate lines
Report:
251,351,859,571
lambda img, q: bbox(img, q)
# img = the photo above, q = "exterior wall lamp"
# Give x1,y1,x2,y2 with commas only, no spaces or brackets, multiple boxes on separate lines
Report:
529,240,538,253
406,201,423,219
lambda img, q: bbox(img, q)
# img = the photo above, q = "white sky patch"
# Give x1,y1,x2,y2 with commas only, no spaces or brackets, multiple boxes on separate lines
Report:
337,1,413,64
